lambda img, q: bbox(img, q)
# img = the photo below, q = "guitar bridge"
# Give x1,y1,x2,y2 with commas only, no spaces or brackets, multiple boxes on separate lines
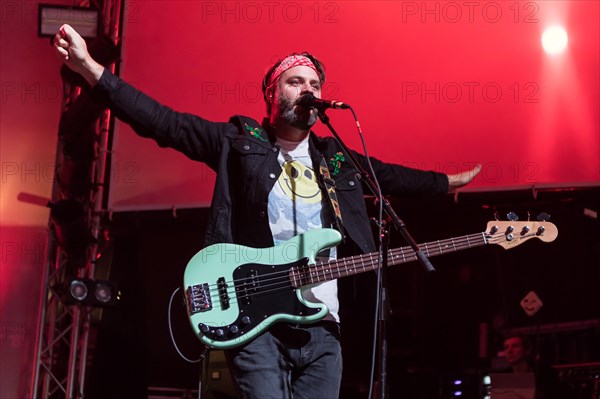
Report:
186,283,212,315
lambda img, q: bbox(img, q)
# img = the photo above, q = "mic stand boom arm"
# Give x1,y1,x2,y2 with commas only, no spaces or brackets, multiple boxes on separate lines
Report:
317,110,435,273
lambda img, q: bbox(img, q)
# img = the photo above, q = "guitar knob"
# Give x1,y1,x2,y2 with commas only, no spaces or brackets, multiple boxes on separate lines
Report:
536,226,545,236
198,323,209,333
215,329,224,337
230,325,239,334
241,316,251,325
537,212,551,222
521,226,530,235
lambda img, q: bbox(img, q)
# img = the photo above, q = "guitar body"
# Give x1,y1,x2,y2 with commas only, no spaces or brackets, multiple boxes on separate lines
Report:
183,228,342,349
183,220,557,349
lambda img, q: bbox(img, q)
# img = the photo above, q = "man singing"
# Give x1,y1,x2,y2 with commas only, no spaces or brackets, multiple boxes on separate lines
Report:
54,24,480,398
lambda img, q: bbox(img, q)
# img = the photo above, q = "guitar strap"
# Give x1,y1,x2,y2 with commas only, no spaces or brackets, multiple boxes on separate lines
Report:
319,155,345,242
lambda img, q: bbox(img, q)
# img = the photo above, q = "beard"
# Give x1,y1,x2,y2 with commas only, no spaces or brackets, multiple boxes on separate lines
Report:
275,94,319,130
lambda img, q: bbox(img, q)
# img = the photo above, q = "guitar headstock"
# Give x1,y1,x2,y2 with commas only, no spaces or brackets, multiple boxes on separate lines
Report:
485,219,558,249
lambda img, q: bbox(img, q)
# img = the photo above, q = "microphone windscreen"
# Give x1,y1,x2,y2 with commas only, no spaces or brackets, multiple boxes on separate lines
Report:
297,93,316,108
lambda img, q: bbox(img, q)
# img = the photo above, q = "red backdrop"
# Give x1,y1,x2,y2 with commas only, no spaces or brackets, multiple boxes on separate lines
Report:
109,0,600,210
0,2,598,397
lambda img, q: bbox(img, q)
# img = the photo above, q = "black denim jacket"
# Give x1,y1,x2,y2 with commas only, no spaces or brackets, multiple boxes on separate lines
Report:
92,70,449,255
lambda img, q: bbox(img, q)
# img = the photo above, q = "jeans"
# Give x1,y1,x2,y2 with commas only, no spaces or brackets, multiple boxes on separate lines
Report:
225,322,342,399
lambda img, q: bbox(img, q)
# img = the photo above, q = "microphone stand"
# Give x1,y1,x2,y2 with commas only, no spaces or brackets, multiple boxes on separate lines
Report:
197,345,209,399
374,217,391,399
316,110,436,399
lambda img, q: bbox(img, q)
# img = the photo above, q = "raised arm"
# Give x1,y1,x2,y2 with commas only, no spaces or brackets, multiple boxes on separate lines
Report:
52,24,233,168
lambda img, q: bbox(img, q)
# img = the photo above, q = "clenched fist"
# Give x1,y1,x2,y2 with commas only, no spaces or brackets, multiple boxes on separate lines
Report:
53,24,104,86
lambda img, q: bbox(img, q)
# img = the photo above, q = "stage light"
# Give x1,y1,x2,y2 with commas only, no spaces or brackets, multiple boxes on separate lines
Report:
69,280,88,301
542,25,568,55
59,278,120,307
38,4,99,39
94,283,114,304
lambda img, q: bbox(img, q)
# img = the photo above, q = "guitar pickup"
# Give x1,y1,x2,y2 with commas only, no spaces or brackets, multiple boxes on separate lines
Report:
237,270,259,305
217,277,230,310
186,283,212,315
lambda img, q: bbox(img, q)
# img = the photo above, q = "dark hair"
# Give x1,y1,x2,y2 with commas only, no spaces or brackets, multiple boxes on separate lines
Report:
261,52,326,114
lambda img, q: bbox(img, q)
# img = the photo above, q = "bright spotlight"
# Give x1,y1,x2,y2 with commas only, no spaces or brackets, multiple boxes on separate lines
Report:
542,26,568,55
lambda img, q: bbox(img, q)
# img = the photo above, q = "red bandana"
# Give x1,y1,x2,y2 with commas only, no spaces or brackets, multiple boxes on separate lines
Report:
268,55,319,88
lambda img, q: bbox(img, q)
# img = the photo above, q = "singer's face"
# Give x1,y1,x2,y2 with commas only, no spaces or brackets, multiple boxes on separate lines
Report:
271,65,321,130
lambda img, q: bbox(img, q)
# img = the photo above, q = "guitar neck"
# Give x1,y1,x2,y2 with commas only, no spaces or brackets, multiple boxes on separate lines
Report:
291,232,487,286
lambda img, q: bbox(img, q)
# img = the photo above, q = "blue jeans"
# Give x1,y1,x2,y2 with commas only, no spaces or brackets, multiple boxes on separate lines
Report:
224,322,342,399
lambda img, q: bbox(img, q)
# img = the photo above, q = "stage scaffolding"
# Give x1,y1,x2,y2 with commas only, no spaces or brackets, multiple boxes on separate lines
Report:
31,1,123,397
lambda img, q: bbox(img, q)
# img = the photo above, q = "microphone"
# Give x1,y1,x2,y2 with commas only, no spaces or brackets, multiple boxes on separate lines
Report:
297,93,350,110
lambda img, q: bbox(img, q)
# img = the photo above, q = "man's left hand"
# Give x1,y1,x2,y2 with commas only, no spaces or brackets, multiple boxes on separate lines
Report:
447,164,481,192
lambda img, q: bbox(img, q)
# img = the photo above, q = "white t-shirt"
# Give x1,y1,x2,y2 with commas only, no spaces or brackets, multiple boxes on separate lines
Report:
267,135,339,323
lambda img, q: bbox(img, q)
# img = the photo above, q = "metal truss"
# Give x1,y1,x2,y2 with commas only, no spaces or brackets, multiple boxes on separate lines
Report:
31,0,123,397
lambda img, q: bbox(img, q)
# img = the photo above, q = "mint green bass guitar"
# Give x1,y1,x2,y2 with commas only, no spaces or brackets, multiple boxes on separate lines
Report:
183,220,557,349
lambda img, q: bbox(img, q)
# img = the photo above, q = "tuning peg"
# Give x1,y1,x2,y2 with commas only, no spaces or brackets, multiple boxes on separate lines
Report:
507,211,519,221
493,211,500,221
537,212,551,221
527,211,531,221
